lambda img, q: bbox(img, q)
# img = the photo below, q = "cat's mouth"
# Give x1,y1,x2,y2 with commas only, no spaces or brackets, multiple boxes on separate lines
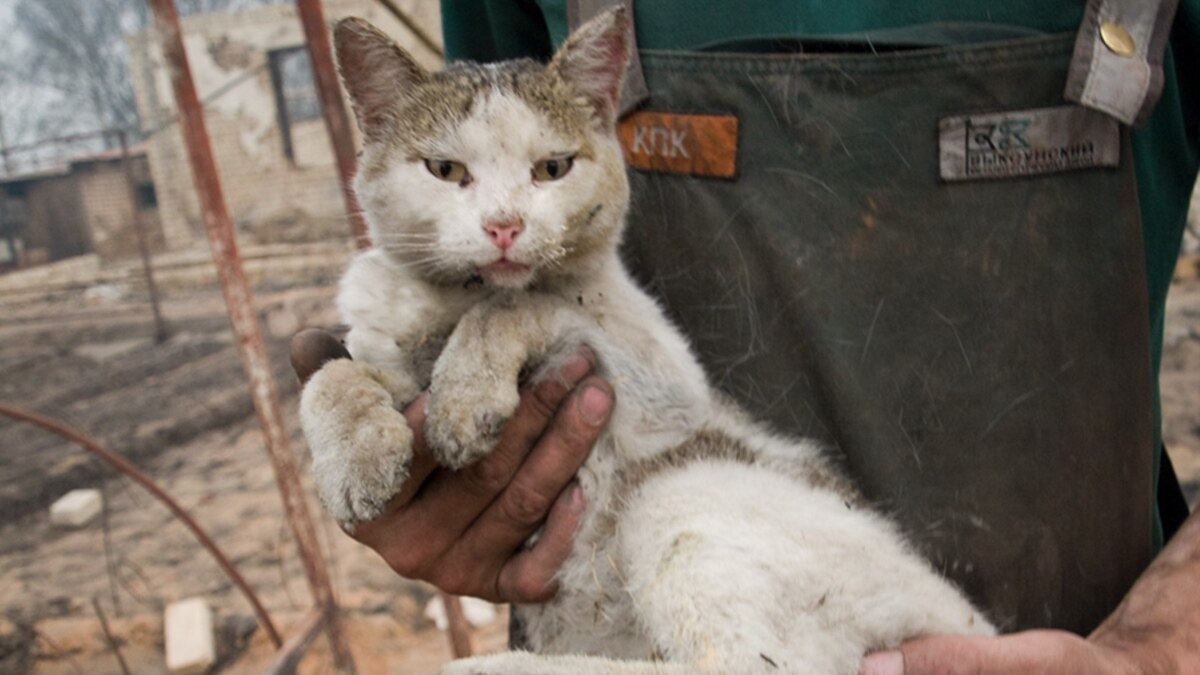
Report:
475,257,534,287
480,259,531,275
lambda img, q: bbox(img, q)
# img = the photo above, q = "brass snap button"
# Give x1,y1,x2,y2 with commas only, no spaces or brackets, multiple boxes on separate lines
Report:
1100,21,1136,57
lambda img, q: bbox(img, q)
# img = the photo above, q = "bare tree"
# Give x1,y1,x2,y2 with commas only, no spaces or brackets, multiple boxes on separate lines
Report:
10,0,286,147
14,0,140,142
0,34,53,174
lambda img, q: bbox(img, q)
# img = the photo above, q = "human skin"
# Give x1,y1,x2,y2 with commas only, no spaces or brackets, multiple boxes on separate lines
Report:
293,329,1198,673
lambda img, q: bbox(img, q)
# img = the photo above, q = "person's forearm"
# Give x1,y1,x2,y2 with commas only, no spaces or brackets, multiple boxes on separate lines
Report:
1088,507,1200,674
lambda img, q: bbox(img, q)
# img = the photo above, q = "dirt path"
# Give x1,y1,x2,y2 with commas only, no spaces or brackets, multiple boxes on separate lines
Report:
0,263,509,674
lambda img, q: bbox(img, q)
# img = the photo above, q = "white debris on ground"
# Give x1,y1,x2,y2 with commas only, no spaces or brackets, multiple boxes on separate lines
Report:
164,597,216,675
424,597,501,631
48,489,103,528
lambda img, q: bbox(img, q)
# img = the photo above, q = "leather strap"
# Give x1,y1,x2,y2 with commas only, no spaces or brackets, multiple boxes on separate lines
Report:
1065,0,1180,126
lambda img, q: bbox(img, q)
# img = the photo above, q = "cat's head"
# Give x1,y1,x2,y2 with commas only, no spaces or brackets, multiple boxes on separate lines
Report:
334,9,632,290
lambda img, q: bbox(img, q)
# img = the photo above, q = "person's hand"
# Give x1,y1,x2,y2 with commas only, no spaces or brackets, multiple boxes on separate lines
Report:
859,630,1170,675
290,328,613,603
860,500,1200,675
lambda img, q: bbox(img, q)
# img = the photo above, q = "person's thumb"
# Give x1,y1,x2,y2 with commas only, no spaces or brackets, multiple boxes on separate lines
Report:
860,635,997,675
859,631,1110,675
290,328,350,385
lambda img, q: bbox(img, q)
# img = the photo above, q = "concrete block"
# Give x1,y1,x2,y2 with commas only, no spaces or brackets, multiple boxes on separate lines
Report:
49,489,102,528
423,596,499,630
164,597,215,675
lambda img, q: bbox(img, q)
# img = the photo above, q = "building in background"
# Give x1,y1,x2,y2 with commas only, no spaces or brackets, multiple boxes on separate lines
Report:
126,0,441,251
0,146,161,269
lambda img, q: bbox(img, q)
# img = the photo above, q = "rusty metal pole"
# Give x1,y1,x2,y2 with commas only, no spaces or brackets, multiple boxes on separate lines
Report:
374,0,444,59
142,2,356,672
294,0,369,249
261,608,327,675
439,592,475,658
116,130,169,344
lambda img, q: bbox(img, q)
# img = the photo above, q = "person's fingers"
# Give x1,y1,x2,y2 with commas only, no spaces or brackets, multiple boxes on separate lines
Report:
400,350,594,527
861,636,1021,675
348,394,437,552
364,349,596,581
290,328,350,384
859,650,905,675
862,637,1019,675
391,392,436,506
453,378,612,578
494,481,587,602
859,631,1114,675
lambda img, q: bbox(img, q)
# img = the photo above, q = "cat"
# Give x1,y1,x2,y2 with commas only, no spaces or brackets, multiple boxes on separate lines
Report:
299,8,995,674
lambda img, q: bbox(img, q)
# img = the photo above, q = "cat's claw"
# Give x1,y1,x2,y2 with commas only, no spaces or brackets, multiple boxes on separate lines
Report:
299,359,414,526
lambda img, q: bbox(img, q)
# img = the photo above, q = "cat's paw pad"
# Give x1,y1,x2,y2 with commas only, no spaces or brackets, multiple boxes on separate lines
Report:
300,359,414,525
424,385,520,469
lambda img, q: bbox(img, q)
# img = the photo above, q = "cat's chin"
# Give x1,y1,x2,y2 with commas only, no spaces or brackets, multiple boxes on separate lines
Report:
478,260,536,289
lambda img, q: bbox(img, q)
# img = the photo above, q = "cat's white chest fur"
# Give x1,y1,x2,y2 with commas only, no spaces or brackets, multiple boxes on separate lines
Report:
301,9,996,674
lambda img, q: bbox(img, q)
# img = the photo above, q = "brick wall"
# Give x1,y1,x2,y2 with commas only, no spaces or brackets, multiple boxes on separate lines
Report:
19,176,91,262
74,157,165,261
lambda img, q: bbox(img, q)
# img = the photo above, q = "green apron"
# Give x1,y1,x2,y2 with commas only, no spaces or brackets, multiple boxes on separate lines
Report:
561,0,1178,636
622,37,1150,634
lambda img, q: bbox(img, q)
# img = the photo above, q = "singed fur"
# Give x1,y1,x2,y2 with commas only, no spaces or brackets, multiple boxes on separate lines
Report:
300,10,995,674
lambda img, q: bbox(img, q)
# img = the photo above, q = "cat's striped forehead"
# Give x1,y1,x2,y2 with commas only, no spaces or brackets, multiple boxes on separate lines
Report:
379,59,594,159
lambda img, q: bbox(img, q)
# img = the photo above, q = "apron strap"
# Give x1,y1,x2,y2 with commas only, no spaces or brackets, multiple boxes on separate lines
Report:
571,0,1179,126
566,0,650,117
1065,0,1181,126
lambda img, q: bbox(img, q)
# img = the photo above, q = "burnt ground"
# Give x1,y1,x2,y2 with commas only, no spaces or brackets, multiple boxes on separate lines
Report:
0,246,1197,674
0,253,507,675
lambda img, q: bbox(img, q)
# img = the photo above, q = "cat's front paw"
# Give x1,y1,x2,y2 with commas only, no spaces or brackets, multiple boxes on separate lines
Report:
424,378,520,470
299,359,414,526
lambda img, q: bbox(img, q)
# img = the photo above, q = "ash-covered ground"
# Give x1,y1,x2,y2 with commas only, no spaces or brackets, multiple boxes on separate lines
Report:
0,244,1197,674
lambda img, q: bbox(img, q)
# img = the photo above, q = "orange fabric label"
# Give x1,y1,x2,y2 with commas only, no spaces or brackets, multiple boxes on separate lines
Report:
617,112,738,178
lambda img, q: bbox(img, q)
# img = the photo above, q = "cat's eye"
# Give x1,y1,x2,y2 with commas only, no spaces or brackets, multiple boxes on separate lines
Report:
532,156,575,182
424,159,468,184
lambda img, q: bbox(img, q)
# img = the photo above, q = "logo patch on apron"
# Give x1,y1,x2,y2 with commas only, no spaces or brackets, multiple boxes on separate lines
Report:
617,112,738,178
938,105,1119,181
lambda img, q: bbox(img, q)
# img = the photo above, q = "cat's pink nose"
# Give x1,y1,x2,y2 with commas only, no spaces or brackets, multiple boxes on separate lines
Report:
484,217,524,250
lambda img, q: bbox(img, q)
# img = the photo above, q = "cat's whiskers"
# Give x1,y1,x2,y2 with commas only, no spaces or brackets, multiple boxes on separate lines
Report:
383,250,446,267
376,241,440,253
372,232,440,244
377,240,440,253
373,233,442,251
533,244,569,271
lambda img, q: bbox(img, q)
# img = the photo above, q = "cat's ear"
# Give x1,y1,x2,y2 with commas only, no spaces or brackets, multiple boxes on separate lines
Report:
333,17,428,135
549,7,631,127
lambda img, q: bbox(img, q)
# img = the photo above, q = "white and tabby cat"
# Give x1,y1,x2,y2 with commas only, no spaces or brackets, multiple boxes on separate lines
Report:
300,9,994,674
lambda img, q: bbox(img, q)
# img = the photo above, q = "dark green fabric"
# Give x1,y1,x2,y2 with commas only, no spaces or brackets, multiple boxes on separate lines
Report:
1135,16,1200,548
441,0,554,62
441,2,1200,548
621,35,1153,633
444,1,1088,55
439,4,1200,403
440,6,1200,364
